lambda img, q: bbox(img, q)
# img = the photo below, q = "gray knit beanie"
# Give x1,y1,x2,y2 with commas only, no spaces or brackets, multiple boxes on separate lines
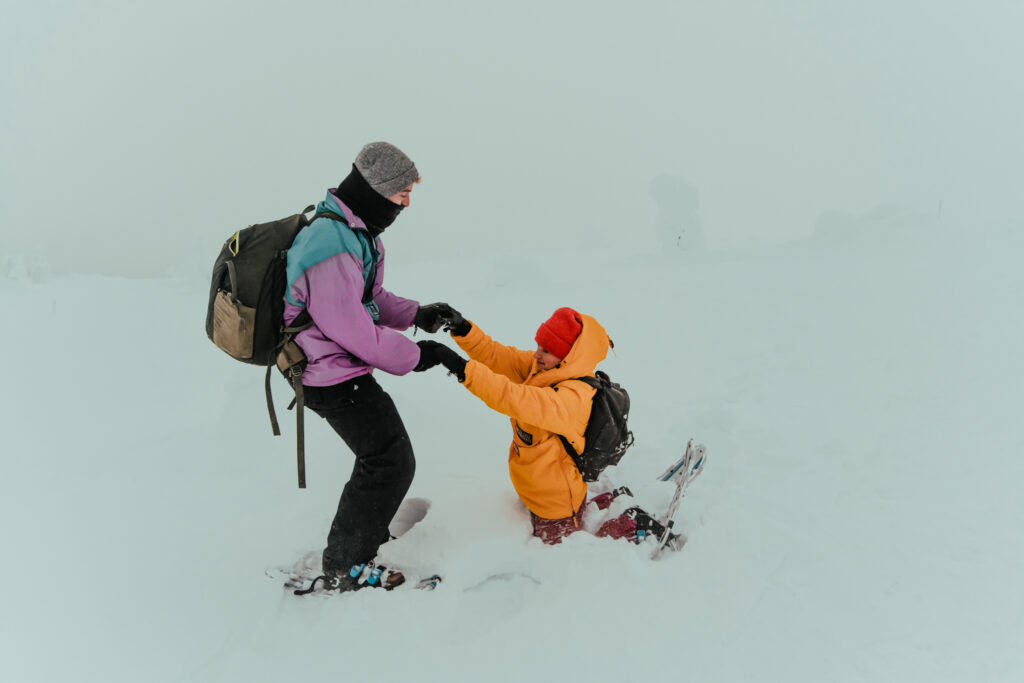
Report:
353,142,419,198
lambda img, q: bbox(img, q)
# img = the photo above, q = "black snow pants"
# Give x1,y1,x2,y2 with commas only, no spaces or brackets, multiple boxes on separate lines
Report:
302,374,415,574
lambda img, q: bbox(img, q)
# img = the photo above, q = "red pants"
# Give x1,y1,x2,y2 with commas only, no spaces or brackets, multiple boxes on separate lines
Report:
530,492,637,545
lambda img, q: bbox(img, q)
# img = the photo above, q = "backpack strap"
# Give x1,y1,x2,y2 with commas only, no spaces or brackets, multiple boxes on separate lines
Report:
310,210,378,305
290,367,307,489
567,375,601,389
555,375,601,457
266,209,370,489
225,260,239,304
284,307,312,335
557,434,580,456
265,307,313,433
311,210,345,225
265,207,326,486
264,361,308,488
266,366,280,435
265,307,315,487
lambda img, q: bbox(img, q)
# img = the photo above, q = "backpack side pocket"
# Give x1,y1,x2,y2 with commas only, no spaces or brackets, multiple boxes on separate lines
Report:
212,289,255,360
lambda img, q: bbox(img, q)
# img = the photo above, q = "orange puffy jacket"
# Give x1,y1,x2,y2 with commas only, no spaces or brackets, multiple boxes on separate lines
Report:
452,313,612,520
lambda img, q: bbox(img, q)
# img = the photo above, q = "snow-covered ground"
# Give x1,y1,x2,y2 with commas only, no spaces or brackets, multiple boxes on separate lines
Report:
3,217,1022,682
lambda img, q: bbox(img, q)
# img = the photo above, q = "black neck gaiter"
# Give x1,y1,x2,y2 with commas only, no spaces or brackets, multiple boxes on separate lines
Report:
337,164,403,237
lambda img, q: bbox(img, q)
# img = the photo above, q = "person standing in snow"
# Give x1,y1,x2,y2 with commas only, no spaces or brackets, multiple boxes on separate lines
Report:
415,307,674,546
283,142,458,592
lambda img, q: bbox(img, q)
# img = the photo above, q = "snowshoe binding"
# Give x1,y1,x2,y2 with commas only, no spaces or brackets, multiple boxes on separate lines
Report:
295,560,405,596
625,506,685,551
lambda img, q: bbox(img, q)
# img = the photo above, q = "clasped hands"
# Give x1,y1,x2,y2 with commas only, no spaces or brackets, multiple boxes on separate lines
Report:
412,303,470,381
413,302,470,336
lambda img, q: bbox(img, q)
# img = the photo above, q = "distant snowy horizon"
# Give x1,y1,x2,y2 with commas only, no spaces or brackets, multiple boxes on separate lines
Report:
6,2,1023,277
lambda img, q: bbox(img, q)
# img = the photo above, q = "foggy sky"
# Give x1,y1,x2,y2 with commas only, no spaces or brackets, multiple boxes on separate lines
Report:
4,1,1023,277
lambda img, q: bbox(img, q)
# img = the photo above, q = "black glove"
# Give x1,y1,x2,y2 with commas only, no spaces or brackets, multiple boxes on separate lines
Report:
438,346,468,382
414,340,446,371
413,340,467,382
414,302,457,334
441,307,471,337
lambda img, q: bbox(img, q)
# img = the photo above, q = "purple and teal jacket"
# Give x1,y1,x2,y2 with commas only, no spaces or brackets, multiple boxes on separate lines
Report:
283,190,420,386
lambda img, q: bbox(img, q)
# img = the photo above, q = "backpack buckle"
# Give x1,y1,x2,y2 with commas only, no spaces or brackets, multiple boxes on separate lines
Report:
276,341,307,379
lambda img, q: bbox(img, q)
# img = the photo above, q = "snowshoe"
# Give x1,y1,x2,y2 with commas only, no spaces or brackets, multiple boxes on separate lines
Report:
295,560,405,595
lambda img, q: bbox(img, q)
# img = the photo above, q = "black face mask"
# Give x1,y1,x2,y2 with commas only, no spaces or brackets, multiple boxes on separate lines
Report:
336,164,404,237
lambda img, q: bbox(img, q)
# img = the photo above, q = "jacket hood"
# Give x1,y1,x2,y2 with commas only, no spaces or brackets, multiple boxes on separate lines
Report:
527,313,610,386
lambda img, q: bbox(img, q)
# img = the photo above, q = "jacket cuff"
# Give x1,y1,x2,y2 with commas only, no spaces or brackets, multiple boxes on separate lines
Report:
452,321,482,342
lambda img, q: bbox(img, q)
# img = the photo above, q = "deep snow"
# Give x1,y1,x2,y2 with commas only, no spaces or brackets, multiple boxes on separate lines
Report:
2,218,1022,682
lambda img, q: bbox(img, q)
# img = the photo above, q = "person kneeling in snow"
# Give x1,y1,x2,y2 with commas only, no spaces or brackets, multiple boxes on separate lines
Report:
415,306,673,546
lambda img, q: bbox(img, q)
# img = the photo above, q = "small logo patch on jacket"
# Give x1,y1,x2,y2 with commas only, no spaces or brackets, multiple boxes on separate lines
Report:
514,422,533,445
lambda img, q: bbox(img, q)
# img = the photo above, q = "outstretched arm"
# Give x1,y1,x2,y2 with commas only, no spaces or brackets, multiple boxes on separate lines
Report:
451,323,535,383
413,340,467,380
370,245,419,330
461,360,591,440
299,254,419,375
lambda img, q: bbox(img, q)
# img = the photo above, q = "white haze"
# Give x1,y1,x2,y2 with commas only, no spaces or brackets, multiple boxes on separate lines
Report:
4,1,1023,277
2,3,1023,682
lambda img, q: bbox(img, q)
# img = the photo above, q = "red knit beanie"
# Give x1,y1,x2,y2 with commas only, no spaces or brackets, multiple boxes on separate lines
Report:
535,307,583,359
